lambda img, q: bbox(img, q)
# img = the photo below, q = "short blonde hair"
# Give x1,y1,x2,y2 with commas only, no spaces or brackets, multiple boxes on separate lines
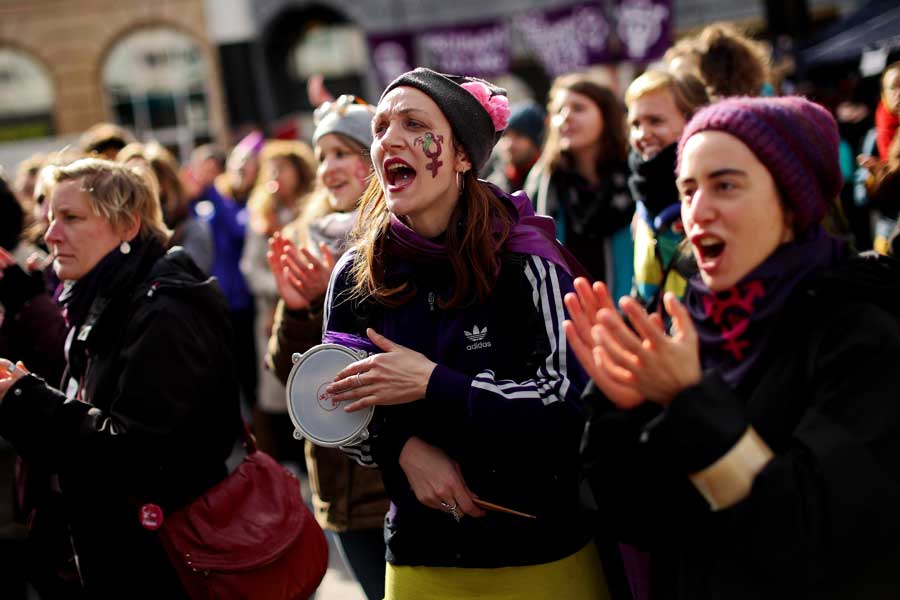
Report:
45,157,171,245
625,70,710,119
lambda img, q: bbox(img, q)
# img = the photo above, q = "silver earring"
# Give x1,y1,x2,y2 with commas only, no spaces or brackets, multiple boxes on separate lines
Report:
457,171,466,194
119,240,131,255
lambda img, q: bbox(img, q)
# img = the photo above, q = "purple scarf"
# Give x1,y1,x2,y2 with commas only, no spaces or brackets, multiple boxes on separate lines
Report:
384,182,579,277
686,227,845,388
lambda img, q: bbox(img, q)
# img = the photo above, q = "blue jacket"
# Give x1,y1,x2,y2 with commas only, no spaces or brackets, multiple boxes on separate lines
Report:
192,185,253,312
324,246,592,568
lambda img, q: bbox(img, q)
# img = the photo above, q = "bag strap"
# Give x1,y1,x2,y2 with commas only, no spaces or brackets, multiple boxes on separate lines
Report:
240,418,258,455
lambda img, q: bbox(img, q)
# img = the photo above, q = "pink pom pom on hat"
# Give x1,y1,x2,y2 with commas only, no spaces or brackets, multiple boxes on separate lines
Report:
461,81,510,132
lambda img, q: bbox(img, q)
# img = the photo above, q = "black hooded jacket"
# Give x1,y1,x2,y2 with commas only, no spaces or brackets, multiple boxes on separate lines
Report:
582,253,900,599
1,240,240,598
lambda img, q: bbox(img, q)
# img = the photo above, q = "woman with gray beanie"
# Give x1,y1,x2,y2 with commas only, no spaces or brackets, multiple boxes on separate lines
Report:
568,96,900,598
265,95,390,600
321,68,608,598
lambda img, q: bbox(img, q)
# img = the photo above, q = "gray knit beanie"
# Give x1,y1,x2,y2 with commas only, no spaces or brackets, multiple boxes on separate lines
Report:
381,68,510,174
312,95,375,150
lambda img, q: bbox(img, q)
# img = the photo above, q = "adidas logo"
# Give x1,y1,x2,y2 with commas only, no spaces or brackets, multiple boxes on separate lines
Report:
465,325,488,342
465,325,491,350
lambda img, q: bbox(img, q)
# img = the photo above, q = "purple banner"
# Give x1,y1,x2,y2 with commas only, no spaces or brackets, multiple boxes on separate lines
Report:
420,22,510,77
367,31,415,88
513,1,613,76
364,0,674,87
616,0,673,61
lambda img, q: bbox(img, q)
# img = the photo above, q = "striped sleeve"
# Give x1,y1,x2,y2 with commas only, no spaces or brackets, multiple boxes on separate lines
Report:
426,255,588,437
469,255,575,405
323,250,381,468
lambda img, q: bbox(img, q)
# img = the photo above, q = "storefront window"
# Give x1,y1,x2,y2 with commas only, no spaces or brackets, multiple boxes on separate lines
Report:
103,27,212,160
0,48,55,142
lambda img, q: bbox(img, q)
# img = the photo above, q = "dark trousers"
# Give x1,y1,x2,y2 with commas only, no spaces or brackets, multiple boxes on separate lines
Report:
334,528,386,600
230,308,257,408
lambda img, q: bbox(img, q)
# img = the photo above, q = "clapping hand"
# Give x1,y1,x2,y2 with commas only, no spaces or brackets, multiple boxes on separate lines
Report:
267,232,336,311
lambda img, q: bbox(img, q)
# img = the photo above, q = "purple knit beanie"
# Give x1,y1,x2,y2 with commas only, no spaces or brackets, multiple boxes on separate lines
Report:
677,96,842,232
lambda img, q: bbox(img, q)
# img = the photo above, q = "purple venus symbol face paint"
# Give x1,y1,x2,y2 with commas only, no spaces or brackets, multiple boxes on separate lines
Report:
414,132,444,177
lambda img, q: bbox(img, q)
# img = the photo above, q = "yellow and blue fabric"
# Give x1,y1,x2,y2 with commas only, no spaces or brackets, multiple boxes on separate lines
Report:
384,541,609,600
633,201,687,307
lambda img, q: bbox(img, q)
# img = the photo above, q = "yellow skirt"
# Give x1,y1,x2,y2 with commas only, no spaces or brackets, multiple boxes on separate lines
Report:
384,541,609,600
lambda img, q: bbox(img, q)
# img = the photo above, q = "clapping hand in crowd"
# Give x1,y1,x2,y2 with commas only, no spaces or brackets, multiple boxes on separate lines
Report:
564,277,701,408
267,231,336,311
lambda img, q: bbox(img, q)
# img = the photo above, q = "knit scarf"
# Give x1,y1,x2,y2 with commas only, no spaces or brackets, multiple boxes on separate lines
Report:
627,144,680,229
685,227,845,388
59,237,144,330
384,182,576,277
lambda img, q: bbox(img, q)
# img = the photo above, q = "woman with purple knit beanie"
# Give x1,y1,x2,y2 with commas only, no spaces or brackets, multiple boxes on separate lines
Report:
567,95,900,598
319,68,609,599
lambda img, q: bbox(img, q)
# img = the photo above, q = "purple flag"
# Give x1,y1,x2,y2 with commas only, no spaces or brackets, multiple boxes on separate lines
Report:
514,1,613,76
616,0,673,61
367,32,415,88
420,22,510,77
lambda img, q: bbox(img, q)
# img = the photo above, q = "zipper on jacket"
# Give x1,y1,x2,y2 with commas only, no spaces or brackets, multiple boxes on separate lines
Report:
427,291,436,312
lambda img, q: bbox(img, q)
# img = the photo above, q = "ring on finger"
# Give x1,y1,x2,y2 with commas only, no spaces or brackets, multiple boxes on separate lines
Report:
355,372,363,388
440,500,461,523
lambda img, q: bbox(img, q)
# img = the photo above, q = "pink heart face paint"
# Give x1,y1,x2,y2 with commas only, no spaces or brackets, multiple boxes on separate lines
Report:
414,132,444,177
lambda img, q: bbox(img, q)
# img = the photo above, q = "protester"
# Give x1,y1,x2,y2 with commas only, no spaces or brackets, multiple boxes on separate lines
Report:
241,140,315,460
265,94,390,600
566,96,900,598
195,131,262,408
322,67,607,599
488,101,545,194
117,142,214,273
0,174,65,382
625,69,709,313
526,73,634,300
183,144,226,202
666,23,771,100
0,159,241,597
860,62,900,254
77,122,136,160
875,62,900,162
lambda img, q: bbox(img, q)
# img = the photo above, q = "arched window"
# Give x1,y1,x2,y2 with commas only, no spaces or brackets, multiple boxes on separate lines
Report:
0,47,55,142
264,6,368,119
103,27,212,160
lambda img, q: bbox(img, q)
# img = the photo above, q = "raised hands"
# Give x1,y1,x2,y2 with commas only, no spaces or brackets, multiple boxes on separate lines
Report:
0,359,28,403
326,328,437,413
267,232,336,311
399,436,485,520
564,278,702,408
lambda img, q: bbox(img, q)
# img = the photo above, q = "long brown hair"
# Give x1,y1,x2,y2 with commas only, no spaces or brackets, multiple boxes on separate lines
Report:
348,170,512,309
538,73,629,178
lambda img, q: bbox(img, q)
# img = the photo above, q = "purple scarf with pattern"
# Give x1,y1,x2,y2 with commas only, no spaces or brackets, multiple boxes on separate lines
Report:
686,226,845,388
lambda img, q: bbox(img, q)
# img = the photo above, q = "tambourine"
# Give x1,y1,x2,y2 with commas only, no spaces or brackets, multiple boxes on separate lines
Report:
285,343,374,447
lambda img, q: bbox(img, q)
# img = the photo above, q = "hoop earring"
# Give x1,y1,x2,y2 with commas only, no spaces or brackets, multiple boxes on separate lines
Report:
119,240,131,255
457,171,466,194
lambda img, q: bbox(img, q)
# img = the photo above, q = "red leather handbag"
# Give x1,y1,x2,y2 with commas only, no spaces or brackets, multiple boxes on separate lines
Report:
158,427,328,600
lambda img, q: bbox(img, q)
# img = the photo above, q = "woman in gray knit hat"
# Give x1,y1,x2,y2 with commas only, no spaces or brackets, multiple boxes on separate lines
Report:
265,95,390,600
321,68,609,599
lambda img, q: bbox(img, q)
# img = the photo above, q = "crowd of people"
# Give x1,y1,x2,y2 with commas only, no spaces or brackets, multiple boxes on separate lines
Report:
1,19,900,600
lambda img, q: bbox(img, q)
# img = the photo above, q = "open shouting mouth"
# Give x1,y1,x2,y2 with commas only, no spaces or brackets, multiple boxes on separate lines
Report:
384,157,416,192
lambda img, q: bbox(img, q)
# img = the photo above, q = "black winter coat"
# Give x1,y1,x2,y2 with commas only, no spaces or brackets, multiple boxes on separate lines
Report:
0,241,240,598
583,254,900,599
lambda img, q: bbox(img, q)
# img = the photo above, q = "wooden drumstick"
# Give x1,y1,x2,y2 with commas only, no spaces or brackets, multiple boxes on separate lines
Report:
472,498,537,519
